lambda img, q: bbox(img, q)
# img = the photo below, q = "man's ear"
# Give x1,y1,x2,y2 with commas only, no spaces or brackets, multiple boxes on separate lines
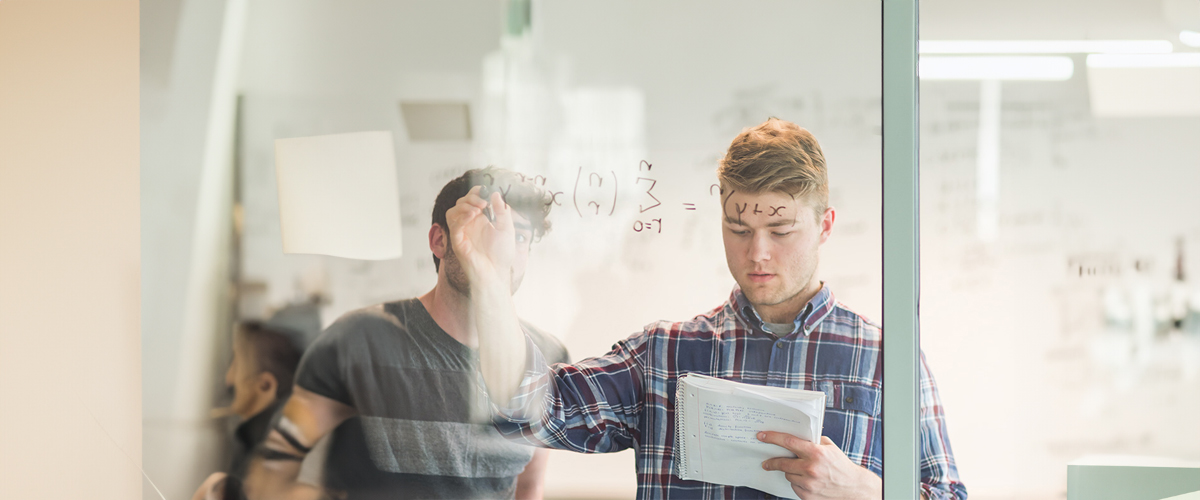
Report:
429,223,448,259
819,206,836,244
257,372,278,397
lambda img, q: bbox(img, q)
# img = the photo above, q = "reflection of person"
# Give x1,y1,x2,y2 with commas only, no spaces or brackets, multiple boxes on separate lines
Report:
454,119,967,499
192,321,310,500
226,321,305,479
246,168,570,500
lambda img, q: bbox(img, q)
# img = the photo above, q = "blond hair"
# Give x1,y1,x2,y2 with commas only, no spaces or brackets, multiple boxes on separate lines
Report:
717,118,828,220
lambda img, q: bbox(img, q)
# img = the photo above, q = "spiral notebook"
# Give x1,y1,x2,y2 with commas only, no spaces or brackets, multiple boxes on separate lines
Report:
673,373,826,499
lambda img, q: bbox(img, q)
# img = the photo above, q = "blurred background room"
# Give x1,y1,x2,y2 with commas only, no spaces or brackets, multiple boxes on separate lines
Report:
918,1,1200,499
140,0,1199,499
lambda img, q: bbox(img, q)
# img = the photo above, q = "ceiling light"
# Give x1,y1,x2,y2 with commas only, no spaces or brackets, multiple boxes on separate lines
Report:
1180,31,1200,48
1086,54,1200,68
919,40,1173,54
919,56,1074,81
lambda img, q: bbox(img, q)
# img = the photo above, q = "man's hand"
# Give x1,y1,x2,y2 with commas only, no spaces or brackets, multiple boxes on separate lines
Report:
446,186,515,286
758,431,882,500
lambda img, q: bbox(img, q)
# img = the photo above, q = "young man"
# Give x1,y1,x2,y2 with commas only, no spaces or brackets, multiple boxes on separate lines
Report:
451,119,967,499
244,168,570,500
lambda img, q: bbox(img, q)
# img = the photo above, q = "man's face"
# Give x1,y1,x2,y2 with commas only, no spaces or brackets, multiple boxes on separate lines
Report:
442,210,535,296
720,189,833,319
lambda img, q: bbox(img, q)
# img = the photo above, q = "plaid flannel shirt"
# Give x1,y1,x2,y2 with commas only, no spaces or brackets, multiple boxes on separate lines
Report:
496,285,967,499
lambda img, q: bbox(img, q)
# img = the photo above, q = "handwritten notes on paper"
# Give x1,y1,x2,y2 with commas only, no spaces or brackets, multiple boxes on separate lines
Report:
675,374,825,499
701,400,816,445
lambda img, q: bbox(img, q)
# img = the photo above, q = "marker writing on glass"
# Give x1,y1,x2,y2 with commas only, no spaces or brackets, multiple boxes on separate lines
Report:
479,185,497,223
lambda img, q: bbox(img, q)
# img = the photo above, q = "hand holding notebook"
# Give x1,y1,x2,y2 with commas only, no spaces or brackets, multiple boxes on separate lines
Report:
674,373,826,499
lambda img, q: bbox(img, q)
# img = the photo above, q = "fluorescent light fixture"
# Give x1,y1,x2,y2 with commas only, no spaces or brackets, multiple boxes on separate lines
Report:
920,40,1173,54
919,56,1074,81
1086,53,1200,68
976,80,1001,242
1178,30,1200,48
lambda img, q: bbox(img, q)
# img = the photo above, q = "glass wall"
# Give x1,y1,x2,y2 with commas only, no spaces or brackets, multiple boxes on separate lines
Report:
143,0,885,498
919,1,1200,498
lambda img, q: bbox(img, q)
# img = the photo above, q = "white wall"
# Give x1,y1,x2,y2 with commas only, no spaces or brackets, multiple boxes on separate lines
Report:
0,2,140,499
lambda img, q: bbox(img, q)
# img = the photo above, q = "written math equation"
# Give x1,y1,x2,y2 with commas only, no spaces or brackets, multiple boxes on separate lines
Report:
480,160,729,235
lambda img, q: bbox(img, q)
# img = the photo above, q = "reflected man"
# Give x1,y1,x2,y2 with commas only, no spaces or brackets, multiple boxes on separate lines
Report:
247,168,570,500
453,119,967,499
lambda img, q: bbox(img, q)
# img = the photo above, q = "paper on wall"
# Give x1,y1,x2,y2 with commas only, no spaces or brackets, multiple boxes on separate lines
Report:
274,131,402,260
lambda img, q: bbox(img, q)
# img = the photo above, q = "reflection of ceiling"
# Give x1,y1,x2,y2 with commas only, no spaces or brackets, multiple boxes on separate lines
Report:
921,0,1192,42
920,0,1200,117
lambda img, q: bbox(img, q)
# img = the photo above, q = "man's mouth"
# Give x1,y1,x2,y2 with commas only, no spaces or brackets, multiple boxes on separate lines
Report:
748,272,774,283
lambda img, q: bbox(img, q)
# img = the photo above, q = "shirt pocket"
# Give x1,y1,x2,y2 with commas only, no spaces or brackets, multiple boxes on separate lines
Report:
815,380,881,460
821,381,880,416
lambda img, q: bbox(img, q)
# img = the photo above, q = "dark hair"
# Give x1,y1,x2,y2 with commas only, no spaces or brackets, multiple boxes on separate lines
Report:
236,321,303,399
430,167,552,271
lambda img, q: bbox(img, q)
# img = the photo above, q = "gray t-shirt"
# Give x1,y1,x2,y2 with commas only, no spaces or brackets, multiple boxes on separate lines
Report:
295,298,570,500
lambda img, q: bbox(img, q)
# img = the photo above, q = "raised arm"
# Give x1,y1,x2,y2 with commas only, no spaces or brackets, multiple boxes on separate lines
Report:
243,387,356,500
447,187,648,453
445,186,529,403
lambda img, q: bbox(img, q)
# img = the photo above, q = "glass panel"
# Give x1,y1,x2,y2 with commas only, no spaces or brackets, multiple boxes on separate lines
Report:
920,2,1200,499
142,1,896,498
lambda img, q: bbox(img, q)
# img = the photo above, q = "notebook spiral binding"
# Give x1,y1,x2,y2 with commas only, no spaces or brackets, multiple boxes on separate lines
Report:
673,378,689,480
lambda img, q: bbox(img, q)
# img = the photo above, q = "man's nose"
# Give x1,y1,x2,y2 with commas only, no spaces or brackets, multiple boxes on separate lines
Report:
748,233,771,262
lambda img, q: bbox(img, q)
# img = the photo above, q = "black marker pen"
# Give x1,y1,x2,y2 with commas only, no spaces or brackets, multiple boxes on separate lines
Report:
479,185,496,223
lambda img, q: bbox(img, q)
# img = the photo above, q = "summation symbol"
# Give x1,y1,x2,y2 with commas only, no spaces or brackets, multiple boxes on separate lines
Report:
637,177,661,213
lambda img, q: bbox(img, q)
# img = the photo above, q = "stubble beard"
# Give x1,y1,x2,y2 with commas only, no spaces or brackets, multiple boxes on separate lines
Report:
442,245,518,297
738,250,820,312
443,246,472,298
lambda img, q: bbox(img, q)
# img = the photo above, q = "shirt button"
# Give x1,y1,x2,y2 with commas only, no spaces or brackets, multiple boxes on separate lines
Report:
775,343,785,349
845,396,855,404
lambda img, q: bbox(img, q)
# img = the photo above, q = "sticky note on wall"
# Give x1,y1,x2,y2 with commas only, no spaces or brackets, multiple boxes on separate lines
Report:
275,131,402,260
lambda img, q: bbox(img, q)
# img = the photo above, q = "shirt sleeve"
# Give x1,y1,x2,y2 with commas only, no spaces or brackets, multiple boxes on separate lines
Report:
293,317,353,406
917,351,968,500
523,322,571,365
492,330,648,454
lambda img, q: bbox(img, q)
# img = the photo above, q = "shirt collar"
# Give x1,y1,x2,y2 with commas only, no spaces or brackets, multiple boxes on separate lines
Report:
730,283,835,337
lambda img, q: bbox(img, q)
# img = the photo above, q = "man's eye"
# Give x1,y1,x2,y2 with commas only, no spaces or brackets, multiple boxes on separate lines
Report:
772,232,793,237
731,229,750,236
516,234,528,243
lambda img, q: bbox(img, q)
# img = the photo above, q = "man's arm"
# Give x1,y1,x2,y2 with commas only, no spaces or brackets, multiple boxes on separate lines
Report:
448,187,646,453
514,448,550,500
243,387,356,500
914,353,967,500
446,186,529,404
